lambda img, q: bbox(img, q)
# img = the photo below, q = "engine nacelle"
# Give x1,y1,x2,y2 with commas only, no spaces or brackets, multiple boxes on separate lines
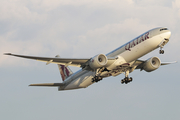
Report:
89,54,108,69
143,57,161,72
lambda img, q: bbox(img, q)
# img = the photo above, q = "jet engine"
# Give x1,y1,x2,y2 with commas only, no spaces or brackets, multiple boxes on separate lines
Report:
89,54,108,69
143,57,161,72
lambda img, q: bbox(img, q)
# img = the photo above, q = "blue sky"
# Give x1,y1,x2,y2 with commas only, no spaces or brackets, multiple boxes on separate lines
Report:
0,0,180,120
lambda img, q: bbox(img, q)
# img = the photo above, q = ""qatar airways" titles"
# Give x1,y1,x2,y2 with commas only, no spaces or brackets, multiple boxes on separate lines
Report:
125,32,149,51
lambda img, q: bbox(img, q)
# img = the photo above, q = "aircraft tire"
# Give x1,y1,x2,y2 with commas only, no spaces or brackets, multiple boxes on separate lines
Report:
121,79,124,84
130,77,133,82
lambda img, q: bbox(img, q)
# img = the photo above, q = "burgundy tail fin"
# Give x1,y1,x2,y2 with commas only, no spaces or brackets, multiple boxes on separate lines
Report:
56,55,73,81
57,64,73,81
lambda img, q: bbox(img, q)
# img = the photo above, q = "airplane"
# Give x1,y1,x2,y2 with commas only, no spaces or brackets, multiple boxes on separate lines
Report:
4,27,176,91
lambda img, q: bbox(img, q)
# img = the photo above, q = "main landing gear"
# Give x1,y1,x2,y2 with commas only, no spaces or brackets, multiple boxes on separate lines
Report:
121,77,133,84
92,67,109,83
121,70,133,84
92,76,102,83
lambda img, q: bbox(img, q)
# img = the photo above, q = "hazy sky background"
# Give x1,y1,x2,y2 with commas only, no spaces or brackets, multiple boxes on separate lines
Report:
0,0,180,120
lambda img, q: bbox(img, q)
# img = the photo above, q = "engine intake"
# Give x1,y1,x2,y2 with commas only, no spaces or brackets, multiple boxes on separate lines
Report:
143,57,161,72
89,54,108,69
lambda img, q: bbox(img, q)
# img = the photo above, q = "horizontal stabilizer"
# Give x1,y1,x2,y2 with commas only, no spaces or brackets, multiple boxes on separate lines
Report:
29,83,64,87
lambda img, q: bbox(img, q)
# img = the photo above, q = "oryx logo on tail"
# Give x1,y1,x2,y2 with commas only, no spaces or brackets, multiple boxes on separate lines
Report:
58,64,73,81
55,55,73,81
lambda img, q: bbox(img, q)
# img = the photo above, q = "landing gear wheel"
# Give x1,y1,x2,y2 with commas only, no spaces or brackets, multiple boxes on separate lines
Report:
98,76,102,80
159,50,164,54
162,50,164,54
92,76,103,83
121,79,125,84
121,77,133,84
129,77,133,82
92,78,95,83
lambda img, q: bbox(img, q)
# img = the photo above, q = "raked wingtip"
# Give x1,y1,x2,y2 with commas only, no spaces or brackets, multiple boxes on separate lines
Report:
4,53,12,55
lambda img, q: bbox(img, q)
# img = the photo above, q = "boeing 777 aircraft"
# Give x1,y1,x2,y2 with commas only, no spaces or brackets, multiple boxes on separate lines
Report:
4,27,176,91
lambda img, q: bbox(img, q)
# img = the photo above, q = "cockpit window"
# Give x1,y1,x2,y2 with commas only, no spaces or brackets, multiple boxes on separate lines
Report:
160,28,168,31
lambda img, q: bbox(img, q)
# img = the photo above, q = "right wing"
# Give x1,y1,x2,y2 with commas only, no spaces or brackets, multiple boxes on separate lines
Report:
4,53,89,67
4,53,117,68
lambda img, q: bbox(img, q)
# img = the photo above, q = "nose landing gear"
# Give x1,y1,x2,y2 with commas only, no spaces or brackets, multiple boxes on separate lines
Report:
159,38,169,54
159,49,164,54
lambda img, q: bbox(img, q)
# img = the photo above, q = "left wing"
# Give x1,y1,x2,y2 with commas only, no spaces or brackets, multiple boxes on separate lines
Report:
160,61,178,65
134,60,177,70
4,53,89,67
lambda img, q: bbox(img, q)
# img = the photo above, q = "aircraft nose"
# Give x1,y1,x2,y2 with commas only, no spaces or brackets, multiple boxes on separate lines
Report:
164,31,171,39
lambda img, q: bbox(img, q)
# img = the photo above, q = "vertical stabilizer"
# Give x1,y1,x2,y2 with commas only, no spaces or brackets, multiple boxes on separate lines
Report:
55,55,73,81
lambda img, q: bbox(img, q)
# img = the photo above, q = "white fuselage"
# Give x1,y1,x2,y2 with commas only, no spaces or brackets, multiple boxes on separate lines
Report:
60,27,171,90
